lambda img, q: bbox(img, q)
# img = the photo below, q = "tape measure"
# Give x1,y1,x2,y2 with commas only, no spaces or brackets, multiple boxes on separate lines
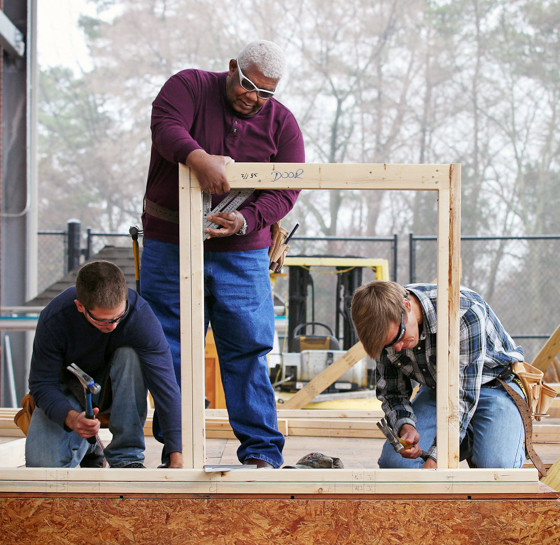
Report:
203,189,254,240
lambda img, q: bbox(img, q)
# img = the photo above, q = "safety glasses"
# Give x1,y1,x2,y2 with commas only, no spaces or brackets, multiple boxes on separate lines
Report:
237,61,276,100
384,310,406,348
85,301,129,325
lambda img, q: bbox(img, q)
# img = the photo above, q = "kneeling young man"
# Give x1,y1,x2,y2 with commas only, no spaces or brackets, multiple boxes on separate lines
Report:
26,261,182,468
351,281,526,469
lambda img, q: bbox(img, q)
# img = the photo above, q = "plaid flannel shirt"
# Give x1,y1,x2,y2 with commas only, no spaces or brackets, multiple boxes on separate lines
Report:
375,283,524,460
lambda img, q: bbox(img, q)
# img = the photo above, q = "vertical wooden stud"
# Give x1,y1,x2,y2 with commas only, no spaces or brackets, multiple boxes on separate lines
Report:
179,165,194,468
447,164,462,468
190,182,206,468
436,186,451,469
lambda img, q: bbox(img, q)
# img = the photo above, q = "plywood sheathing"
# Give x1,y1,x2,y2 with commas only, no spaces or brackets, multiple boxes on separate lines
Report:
2,498,560,545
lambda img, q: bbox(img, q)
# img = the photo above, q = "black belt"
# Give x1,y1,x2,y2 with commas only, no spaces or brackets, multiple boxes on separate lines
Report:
482,368,514,388
144,198,179,224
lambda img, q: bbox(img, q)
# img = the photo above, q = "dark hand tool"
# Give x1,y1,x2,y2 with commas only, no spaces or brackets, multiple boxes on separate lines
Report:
129,226,142,294
376,417,430,462
67,363,101,445
284,223,299,245
203,189,254,240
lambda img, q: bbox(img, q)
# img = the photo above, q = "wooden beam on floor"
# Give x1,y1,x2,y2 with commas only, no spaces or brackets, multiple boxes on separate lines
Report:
0,467,540,495
542,455,560,491
3,409,560,442
280,342,367,410
532,323,560,372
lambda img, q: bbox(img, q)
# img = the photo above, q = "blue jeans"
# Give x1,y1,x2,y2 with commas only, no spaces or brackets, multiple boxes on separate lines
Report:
25,347,148,468
141,237,284,467
378,382,526,469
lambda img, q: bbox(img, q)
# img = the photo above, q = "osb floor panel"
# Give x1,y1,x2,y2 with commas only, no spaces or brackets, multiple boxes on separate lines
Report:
2,497,560,544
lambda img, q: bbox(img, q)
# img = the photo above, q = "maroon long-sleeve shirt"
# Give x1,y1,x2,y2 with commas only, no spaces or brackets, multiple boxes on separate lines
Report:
144,69,305,250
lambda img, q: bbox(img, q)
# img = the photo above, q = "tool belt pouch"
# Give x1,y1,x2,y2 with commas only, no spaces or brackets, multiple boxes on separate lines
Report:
14,393,36,435
269,221,290,272
512,361,556,421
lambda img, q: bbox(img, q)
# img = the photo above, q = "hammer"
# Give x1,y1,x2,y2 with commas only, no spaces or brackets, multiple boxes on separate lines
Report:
67,363,101,445
376,417,430,462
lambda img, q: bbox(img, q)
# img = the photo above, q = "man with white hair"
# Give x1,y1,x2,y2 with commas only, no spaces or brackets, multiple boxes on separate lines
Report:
141,40,305,468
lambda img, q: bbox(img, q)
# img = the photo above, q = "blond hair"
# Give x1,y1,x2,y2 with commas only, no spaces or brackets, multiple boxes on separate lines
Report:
351,281,408,359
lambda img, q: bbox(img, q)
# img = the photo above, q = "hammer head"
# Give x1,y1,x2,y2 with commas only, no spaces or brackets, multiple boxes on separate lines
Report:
376,418,404,454
67,363,101,395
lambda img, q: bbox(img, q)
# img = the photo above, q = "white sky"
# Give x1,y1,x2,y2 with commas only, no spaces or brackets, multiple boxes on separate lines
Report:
38,0,94,71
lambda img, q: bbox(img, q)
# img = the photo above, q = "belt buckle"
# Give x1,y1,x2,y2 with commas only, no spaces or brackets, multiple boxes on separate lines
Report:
497,364,514,381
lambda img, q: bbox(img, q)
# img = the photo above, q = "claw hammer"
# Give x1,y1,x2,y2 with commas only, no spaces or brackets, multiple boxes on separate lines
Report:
67,363,101,445
376,417,431,462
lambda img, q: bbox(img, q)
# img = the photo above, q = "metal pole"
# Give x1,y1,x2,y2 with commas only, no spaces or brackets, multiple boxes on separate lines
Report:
4,335,17,407
409,232,415,284
392,233,398,282
86,227,92,261
67,219,81,273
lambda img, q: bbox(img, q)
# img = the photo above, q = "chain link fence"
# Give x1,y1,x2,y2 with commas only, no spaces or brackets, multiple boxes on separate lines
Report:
37,226,133,294
85,230,132,257
37,231,66,294
36,226,560,362
409,234,560,362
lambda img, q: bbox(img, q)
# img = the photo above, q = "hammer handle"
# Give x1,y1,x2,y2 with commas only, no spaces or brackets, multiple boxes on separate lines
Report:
85,392,97,445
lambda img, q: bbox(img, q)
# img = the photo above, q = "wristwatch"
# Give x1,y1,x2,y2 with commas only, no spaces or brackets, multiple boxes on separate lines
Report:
236,215,248,236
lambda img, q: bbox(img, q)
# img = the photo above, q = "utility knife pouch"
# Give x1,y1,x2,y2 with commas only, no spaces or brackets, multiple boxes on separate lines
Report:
511,361,556,421
14,393,36,436
269,221,290,272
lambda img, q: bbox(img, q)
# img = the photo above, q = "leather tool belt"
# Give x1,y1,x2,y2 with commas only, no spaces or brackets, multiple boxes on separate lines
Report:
13,393,35,435
269,221,289,272
495,362,556,478
144,198,179,224
144,198,291,271
14,372,112,435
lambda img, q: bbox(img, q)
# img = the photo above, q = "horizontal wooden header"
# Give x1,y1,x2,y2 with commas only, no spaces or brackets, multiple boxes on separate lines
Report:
0,467,538,483
183,163,452,191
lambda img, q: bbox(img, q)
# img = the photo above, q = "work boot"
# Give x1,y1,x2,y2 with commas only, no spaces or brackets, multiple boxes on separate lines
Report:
120,462,146,468
243,457,274,469
288,452,344,469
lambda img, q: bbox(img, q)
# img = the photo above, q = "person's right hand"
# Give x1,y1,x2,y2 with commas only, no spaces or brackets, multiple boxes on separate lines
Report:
398,423,422,459
65,408,100,439
186,149,234,195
